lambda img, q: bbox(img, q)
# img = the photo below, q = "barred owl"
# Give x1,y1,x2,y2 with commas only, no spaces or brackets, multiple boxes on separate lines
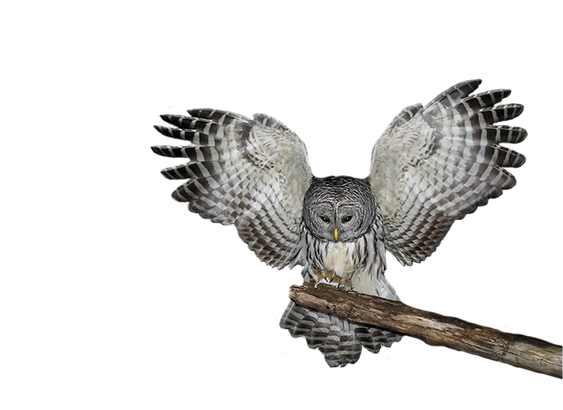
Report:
151,80,526,367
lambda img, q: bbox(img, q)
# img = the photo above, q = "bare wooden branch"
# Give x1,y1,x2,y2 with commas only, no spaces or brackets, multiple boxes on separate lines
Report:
289,282,562,378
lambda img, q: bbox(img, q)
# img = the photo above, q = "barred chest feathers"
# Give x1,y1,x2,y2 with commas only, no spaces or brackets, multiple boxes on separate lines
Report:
300,222,395,298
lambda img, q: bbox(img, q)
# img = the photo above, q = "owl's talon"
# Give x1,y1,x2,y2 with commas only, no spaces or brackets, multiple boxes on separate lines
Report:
336,283,352,291
335,275,353,291
311,266,353,289
314,279,330,288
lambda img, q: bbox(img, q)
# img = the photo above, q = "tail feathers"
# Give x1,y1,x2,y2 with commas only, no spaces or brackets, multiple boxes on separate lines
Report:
354,326,401,353
280,302,401,367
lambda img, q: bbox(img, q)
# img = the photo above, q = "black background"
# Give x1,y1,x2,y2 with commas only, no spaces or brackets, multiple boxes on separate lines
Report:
143,68,563,394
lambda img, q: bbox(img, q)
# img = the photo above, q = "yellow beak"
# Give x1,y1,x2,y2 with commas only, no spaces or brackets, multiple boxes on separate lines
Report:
334,229,339,241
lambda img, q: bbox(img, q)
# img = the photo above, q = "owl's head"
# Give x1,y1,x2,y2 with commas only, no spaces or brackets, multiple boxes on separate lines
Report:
302,176,377,242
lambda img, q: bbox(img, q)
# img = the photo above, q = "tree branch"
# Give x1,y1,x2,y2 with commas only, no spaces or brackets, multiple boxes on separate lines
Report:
289,282,562,378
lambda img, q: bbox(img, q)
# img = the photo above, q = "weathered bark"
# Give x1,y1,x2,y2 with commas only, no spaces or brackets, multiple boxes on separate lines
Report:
289,282,562,378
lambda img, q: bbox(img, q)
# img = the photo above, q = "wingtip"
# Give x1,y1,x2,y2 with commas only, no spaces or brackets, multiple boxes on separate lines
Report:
519,128,528,142
153,124,174,138
456,78,481,88
171,188,189,203
513,153,526,168
151,146,168,156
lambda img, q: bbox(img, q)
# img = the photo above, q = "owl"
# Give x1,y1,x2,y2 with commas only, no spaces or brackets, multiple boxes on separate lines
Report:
151,80,526,367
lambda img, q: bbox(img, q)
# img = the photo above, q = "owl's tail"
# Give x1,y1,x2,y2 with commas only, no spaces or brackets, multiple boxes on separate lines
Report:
280,301,402,367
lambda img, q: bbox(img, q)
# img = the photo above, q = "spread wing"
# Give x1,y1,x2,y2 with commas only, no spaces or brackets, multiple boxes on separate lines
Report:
369,80,527,265
152,109,312,269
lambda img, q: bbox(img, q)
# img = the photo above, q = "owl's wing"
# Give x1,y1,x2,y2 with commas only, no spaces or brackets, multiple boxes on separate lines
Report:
152,109,312,269
369,80,527,265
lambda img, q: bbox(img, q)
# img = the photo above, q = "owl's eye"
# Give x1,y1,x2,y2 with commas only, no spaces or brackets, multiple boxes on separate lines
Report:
319,215,330,223
341,215,353,223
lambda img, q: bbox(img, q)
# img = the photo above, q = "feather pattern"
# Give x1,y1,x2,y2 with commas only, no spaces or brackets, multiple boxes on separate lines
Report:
152,79,527,367
370,80,527,265
280,217,402,367
152,109,312,268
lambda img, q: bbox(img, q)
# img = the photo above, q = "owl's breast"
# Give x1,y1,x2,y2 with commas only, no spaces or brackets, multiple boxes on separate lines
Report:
301,221,396,298
323,242,356,276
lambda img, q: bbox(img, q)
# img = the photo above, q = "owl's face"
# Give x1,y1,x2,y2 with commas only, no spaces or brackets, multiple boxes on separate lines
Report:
302,177,377,242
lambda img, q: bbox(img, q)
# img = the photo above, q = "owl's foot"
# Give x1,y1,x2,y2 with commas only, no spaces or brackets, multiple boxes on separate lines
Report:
314,279,330,288
312,267,343,287
336,278,353,291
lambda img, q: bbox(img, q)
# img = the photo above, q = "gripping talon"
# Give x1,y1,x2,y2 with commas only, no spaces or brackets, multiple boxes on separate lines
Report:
314,278,330,288
311,267,350,289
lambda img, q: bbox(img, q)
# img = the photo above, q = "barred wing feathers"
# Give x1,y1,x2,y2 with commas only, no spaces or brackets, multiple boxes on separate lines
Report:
152,109,312,269
370,80,527,265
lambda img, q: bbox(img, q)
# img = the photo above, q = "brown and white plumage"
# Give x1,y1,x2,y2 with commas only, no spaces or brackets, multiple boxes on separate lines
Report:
152,80,526,367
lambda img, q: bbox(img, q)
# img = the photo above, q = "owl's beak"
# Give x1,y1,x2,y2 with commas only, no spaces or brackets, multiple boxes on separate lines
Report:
333,229,339,241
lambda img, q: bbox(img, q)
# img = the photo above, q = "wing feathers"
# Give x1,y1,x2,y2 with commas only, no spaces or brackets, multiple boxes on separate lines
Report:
425,79,482,112
153,125,215,145
151,145,219,161
488,125,528,144
382,103,423,134
152,109,312,268
151,145,189,158
370,80,527,265
477,103,524,124
253,113,294,133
